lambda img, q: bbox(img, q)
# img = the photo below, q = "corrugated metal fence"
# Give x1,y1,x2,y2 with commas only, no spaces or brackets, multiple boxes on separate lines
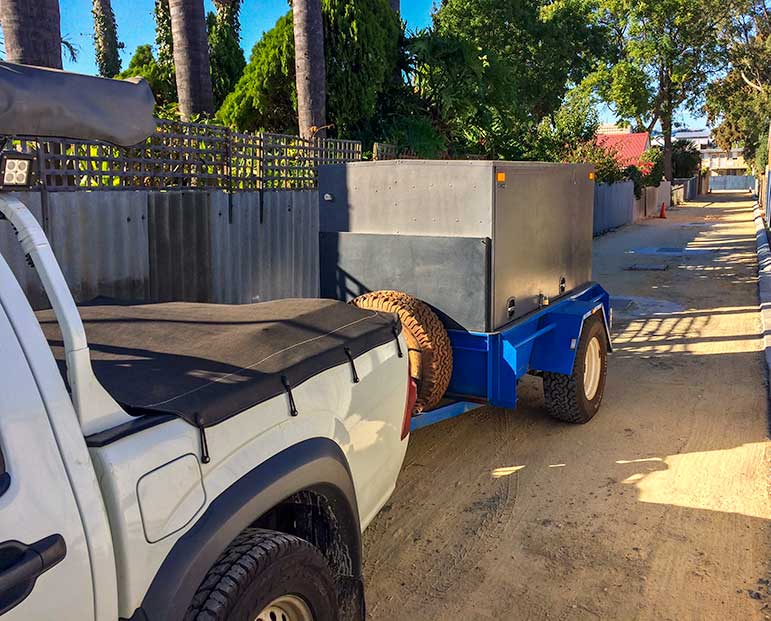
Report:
710,175,756,191
1,118,361,308
672,177,698,204
593,180,671,237
594,181,635,236
3,190,320,309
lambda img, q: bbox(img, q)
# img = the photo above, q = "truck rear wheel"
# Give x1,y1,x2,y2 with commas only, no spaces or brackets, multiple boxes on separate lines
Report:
184,528,337,621
351,290,452,412
542,314,608,424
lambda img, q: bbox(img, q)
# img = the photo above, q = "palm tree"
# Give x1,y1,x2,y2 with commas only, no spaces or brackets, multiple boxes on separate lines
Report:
92,0,122,77
0,0,63,68
292,0,327,139
168,0,214,119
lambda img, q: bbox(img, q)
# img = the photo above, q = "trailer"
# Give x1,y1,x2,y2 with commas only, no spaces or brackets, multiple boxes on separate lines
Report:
319,159,612,428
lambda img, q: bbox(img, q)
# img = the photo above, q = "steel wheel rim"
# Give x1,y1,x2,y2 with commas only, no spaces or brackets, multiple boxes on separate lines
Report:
254,594,314,621
583,336,601,401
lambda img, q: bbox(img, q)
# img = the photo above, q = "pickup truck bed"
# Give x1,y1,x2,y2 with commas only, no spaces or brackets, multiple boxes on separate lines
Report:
38,298,401,428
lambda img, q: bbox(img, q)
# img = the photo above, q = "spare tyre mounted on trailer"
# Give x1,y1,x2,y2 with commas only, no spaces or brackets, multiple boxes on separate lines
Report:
320,160,612,429
351,290,452,412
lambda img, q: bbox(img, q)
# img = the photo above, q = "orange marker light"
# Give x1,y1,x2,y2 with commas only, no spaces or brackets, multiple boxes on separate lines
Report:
496,171,506,183
588,171,596,181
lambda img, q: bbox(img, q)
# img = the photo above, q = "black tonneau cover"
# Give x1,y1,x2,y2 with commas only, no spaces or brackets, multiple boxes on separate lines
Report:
38,299,400,428
0,62,156,146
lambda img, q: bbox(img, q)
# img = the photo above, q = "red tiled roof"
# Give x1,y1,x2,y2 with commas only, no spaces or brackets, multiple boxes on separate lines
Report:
595,132,650,168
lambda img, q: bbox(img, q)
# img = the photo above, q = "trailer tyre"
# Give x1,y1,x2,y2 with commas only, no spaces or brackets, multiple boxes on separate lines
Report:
184,528,337,621
542,314,607,424
351,290,452,412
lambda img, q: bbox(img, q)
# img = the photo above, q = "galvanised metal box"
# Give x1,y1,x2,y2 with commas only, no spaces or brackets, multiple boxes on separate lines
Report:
319,160,594,332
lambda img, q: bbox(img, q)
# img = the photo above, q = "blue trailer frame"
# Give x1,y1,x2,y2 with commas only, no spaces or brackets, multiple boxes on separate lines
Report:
410,282,612,431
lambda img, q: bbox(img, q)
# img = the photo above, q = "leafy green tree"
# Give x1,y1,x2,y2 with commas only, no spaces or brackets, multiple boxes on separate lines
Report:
421,0,609,158
217,13,297,133
591,0,740,180
564,140,625,184
218,0,399,136
534,90,600,161
207,0,246,108
154,0,174,72
705,0,770,172
755,135,769,171
671,139,701,178
120,2,176,107
119,44,177,106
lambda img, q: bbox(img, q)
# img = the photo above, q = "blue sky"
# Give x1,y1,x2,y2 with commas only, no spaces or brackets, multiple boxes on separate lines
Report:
59,0,434,75
48,0,704,129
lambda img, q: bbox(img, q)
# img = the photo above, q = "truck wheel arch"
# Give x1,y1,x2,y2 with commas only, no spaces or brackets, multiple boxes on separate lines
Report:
129,437,361,621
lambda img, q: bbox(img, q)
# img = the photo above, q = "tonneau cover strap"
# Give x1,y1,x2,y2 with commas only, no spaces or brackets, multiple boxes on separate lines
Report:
344,347,360,384
392,325,403,358
196,414,211,464
281,375,299,417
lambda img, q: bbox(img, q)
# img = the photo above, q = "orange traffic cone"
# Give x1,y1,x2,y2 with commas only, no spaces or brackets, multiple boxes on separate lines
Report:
659,201,667,219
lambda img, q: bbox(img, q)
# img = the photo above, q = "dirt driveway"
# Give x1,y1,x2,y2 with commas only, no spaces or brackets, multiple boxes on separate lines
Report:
362,192,770,620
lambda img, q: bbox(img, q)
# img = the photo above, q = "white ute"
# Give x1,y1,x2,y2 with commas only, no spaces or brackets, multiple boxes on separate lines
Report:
0,63,414,620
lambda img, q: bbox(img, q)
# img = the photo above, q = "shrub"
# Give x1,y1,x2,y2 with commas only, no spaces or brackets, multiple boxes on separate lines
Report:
672,139,701,178
563,141,625,184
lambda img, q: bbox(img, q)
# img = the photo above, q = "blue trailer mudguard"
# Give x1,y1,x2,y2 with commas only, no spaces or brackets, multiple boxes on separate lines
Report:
444,283,611,410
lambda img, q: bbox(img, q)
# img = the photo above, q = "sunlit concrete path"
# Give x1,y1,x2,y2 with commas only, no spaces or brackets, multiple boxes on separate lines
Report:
362,191,770,620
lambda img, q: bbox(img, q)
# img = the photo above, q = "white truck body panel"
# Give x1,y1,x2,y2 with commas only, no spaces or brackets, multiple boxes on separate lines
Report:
0,301,94,619
0,251,120,621
88,337,407,618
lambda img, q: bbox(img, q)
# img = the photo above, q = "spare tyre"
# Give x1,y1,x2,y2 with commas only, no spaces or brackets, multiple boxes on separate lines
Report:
351,290,452,412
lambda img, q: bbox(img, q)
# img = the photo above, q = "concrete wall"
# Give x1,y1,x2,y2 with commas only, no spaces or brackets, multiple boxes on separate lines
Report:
672,177,698,204
764,169,771,225
1,189,320,309
632,181,671,221
594,181,635,236
710,175,756,191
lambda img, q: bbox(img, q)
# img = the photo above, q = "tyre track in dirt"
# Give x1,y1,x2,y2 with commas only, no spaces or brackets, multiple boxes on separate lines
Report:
362,400,530,617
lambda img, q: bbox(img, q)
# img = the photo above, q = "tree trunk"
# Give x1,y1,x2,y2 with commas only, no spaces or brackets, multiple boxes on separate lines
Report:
0,0,63,69
662,115,673,181
661,69,673,181
168,0,214,120
92,0,122,77
292,0,327,139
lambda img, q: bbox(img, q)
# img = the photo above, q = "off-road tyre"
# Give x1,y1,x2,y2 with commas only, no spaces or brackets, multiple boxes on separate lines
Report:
351,290,452,412
184,528,337,621
542,313,608,424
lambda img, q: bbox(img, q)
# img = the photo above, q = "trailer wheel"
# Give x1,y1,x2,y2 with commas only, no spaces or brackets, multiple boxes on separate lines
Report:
542,314,608,424
351,290,452,412
184,528,336,621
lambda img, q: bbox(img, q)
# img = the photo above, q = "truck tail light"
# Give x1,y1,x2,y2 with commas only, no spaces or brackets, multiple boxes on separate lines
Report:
401,366,417,440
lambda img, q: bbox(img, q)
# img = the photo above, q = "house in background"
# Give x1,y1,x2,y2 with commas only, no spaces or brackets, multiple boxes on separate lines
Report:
673,128,749,176
595,130,651,169
597,123,633,135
